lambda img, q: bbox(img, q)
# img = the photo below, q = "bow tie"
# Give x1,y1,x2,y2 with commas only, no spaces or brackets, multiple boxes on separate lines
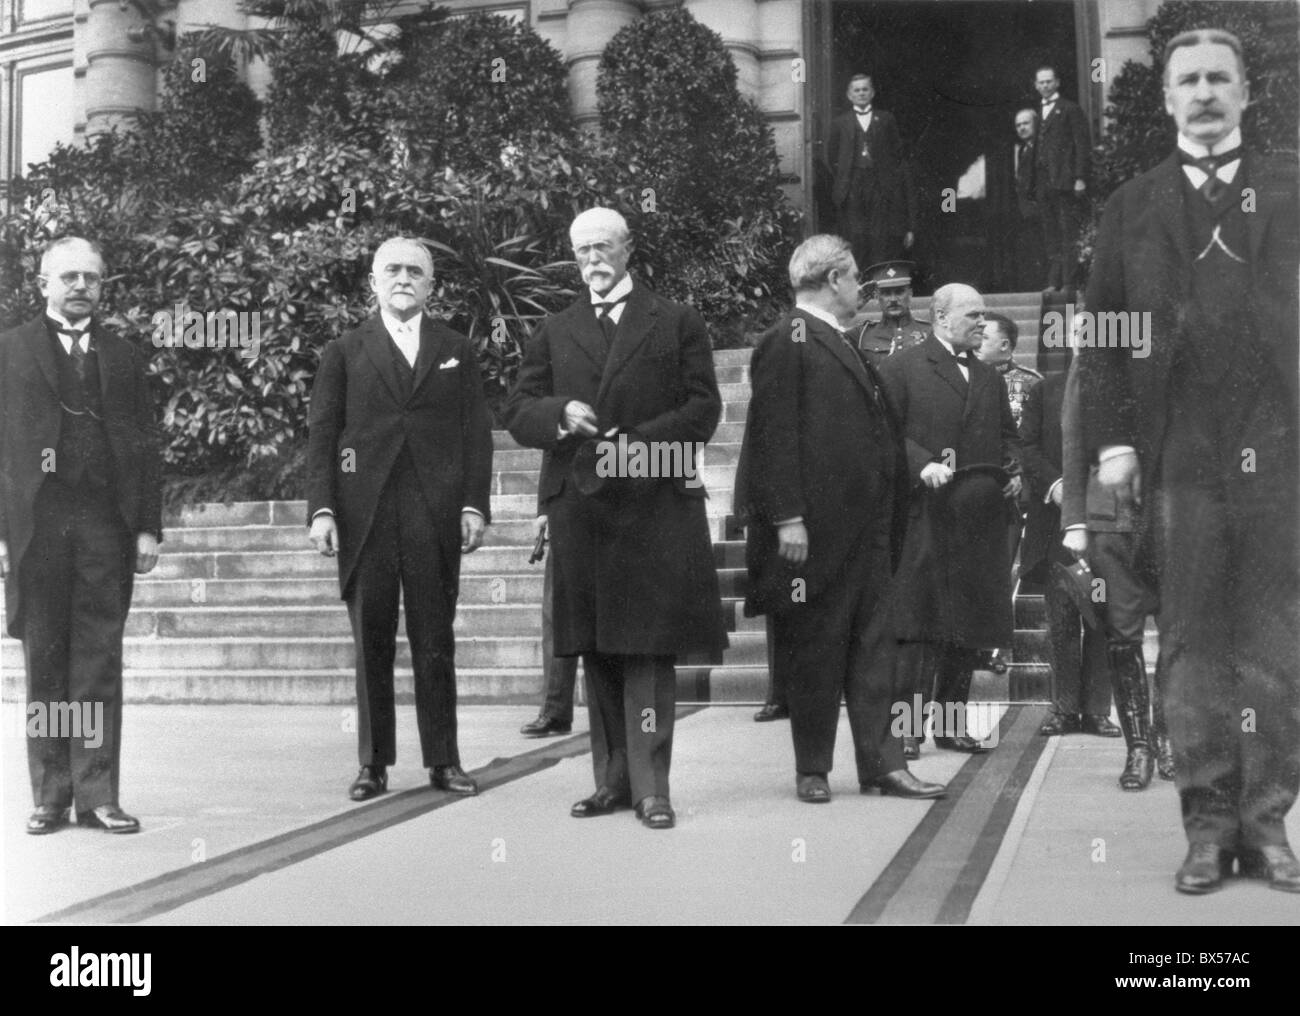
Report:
1177,146,1242,175
854,107,871,115
1041,97,1057,105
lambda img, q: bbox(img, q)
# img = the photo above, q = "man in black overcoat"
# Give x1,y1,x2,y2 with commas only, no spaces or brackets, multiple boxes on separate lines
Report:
504,208,727,830
877,284,1022,758
735,235,944,804
1077,29,1300,894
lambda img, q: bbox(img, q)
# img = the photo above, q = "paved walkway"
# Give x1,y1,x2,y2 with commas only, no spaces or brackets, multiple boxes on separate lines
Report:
2,703,1295,924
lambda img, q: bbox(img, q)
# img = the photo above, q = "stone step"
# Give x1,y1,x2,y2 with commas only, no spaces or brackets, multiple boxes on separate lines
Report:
7,635,547,671
117,604,543,639
130,574,547,607
0,667,545,705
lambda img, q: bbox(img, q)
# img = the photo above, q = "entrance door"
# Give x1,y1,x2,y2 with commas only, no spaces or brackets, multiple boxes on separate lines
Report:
812,0,1082,293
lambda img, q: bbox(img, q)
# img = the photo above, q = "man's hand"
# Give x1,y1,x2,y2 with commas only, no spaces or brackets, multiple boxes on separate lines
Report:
135,533,160,575
309,514,339,557
920,462,954,489
532,515,548,542
563,400,599,437
1097,450,1142,512
776,521,808,566
1050,483,1063,507
1074,179,1087,194
1003,475,1023,499
0,539,8,580
1062,529,1089,559
461,511,486,554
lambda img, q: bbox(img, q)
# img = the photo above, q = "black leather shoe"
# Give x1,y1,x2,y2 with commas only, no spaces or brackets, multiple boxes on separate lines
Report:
1082,713,1123,737
1038,712,1080,736
934,734,988,753
796,773,831,803
1175,843,1235,894
348,765,387,801
27,805,70,835
571,786,630,817
862,770,946,799
753,703,790,722
430,765,478,796
1238,845,1300,893
902,736,921,760
636,795,675,830
76,805,140,834
519,714,572,738
1119,745,1154,791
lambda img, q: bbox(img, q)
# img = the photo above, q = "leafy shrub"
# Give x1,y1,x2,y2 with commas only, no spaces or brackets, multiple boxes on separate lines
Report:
597,8,798,342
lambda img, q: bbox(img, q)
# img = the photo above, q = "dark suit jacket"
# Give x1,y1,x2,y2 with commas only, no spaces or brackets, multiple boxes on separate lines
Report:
734,309,909,616
1034,96,1090,193
1079,152,1299,467
826,109,916,235
305,314,493,597
1017,370,1067,579
0,316,162,637
876,335,1021,646
1060,359,1134,535
503,280,726,658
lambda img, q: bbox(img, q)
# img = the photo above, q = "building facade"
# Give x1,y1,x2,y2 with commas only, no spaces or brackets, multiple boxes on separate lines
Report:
0,0,1199,221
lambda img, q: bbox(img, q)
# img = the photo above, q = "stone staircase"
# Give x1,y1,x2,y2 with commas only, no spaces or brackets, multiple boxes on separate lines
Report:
2,292,1102,705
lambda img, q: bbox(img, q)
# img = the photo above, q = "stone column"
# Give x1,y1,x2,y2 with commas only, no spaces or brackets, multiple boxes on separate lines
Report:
83,0,162,134
565,0,641,127
685,0,761,100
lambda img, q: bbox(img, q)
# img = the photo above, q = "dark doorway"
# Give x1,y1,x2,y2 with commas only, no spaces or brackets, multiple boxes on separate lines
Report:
818,0,1079,293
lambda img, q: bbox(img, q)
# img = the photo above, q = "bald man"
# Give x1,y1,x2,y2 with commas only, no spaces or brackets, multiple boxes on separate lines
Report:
876,284,1022,757
306,237,494,801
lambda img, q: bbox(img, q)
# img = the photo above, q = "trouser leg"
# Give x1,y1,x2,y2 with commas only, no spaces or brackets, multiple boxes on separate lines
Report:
622,655,677,803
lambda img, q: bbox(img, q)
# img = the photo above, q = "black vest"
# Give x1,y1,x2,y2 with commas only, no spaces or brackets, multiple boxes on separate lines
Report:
48,324,114,490
852,120,874,170
1179,169,1257,385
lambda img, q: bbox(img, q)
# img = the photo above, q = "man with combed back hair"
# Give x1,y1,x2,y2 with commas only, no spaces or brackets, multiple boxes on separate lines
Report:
735,234,944,804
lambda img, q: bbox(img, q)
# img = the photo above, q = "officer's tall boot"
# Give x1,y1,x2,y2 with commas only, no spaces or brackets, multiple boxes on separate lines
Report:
1151,651,1175,780
1109,643,1153,790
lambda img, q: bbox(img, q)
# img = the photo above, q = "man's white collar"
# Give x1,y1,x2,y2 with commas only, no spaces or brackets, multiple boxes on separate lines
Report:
589,274,633,305
1178,127,1242,160
381,309,423,334
794,302,844,333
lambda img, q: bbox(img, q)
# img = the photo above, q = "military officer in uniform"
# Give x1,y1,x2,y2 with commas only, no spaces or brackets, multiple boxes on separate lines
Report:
852,260,930,367
974,311,1041,672
975,312,1042,429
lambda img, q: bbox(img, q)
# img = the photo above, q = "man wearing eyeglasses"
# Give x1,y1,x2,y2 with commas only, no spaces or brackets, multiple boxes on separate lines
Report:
0,236,162,835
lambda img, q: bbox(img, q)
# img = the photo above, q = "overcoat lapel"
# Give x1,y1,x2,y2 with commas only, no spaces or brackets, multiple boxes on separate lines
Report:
1150,155,1194,292
596,283,658,405
922,335,968,402
804,312,876,403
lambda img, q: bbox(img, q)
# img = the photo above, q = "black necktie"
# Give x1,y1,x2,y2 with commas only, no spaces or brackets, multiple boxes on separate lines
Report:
594,294,629,349
1177,146,1242,203
60,329,90,380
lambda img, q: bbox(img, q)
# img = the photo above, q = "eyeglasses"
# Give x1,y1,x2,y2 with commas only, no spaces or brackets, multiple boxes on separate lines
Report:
45,272,102,287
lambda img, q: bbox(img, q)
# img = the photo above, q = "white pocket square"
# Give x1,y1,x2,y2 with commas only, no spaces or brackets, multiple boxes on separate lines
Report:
439,357,459,370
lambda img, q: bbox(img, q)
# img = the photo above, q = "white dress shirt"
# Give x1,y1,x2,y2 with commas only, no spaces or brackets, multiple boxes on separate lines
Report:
934,334,970,381
381,309,423,368
48,309,92,355
1177,127,1242,190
